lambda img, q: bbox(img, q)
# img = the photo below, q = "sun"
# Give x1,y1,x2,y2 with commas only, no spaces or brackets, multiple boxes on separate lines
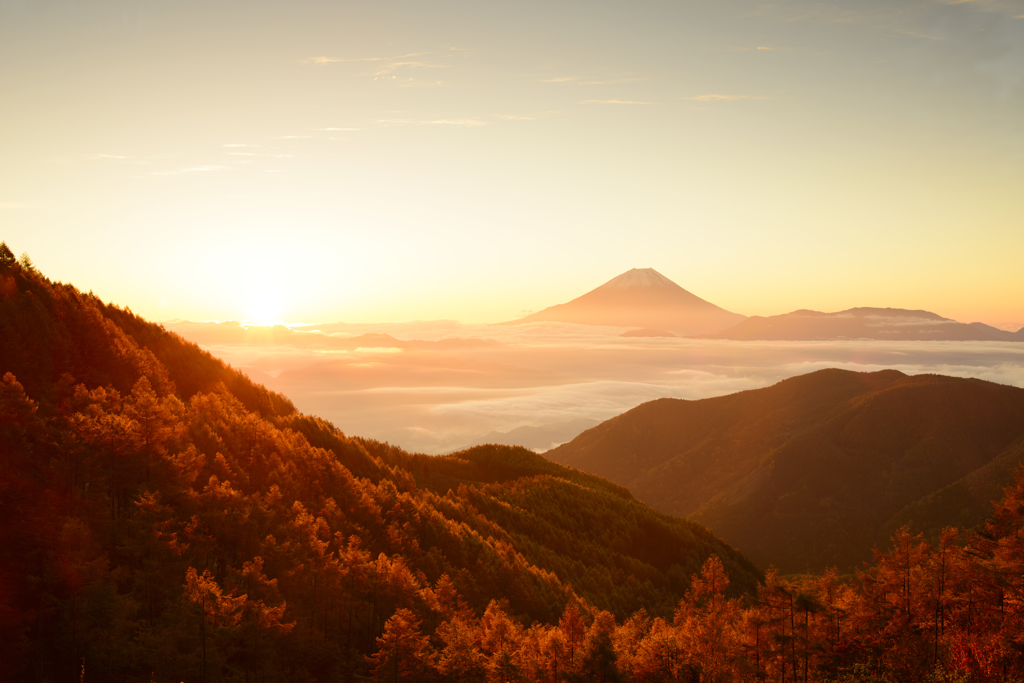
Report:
247,292,282,326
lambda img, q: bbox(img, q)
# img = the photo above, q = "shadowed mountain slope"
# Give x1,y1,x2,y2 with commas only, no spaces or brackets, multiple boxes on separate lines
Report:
500,268,745,336
711,307,1023,341
0,254,759,680
546,369,1024,573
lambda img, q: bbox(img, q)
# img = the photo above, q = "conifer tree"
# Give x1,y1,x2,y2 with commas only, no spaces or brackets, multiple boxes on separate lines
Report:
372,608,434,682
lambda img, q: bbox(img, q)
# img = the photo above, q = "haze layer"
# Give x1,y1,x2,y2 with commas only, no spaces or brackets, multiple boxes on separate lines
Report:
170,319,1024,454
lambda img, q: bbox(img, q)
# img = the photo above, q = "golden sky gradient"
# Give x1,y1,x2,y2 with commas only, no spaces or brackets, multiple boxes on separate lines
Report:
2,0,1022,327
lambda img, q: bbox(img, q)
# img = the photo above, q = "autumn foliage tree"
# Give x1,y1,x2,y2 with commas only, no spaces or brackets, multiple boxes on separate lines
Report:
6,256,1024,683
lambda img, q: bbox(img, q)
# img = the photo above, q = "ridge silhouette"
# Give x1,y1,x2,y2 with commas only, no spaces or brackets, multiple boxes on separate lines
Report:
500,267,746,336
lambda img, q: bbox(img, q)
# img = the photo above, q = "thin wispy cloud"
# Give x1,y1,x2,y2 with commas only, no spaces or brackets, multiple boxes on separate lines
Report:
151,166,228,176
684,94,770,101
743,2,868,24
430,118,486,126
373,61,443,77
711,45,784,53
579,99,651,105
227,152,294,159
303,52,430,66
376,117,487,127
940,0,1024,14
305,49,468,88
749,0,1023,32
542,76,648,85
90,154,128,160
393,79,449,88
303,52,447,79
321,127,361,131
223,144,249,148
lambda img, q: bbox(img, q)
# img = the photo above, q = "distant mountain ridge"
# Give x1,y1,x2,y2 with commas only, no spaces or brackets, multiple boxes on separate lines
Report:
500,268,746,336
455,418,600,453
711,306,1024,342
546,369,1024,573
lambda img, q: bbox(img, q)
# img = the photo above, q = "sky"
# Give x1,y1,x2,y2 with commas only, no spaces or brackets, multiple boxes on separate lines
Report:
2,0,1023,327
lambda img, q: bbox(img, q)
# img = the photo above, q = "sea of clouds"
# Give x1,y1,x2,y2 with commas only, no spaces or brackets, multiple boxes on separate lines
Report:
169,320,1024,454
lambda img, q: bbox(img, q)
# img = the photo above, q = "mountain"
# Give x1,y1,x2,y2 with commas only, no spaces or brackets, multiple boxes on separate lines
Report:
500,268,745,336
456,417,600,453
711,307,1023,342
620,328,677,338
0,253,759,681
546,368,1024,573
165,322,506,352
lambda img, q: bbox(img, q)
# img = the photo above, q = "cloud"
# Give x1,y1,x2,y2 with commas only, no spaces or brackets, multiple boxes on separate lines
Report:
582,77,649,85
941,0,1022,13
684,94,770,101
429,378,756,425
579,99,651,105
223,144,249,148
429,118,486,126
303,52,447,79
376,117,486,127
173,320,1024,454
373,61,443,77
321,127,361,131
276,135,311,139
90,154,128,160
743,2,870,24
151,166,228,176
0,201,30,209
303,52,430,66
750,0,1024,31
542,76,648,85
711,45,783,53
227,152,292,160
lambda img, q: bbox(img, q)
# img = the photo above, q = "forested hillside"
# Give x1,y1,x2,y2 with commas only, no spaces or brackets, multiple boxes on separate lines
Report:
547,369,1024,573
5,248,1024,683
0,249,758,681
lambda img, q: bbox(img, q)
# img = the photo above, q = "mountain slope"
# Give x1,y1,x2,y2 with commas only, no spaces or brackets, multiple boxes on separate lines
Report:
454,418,600,453
711,307,1022,341
500,268,745,336
0,254,759,681
546,369,1024,572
